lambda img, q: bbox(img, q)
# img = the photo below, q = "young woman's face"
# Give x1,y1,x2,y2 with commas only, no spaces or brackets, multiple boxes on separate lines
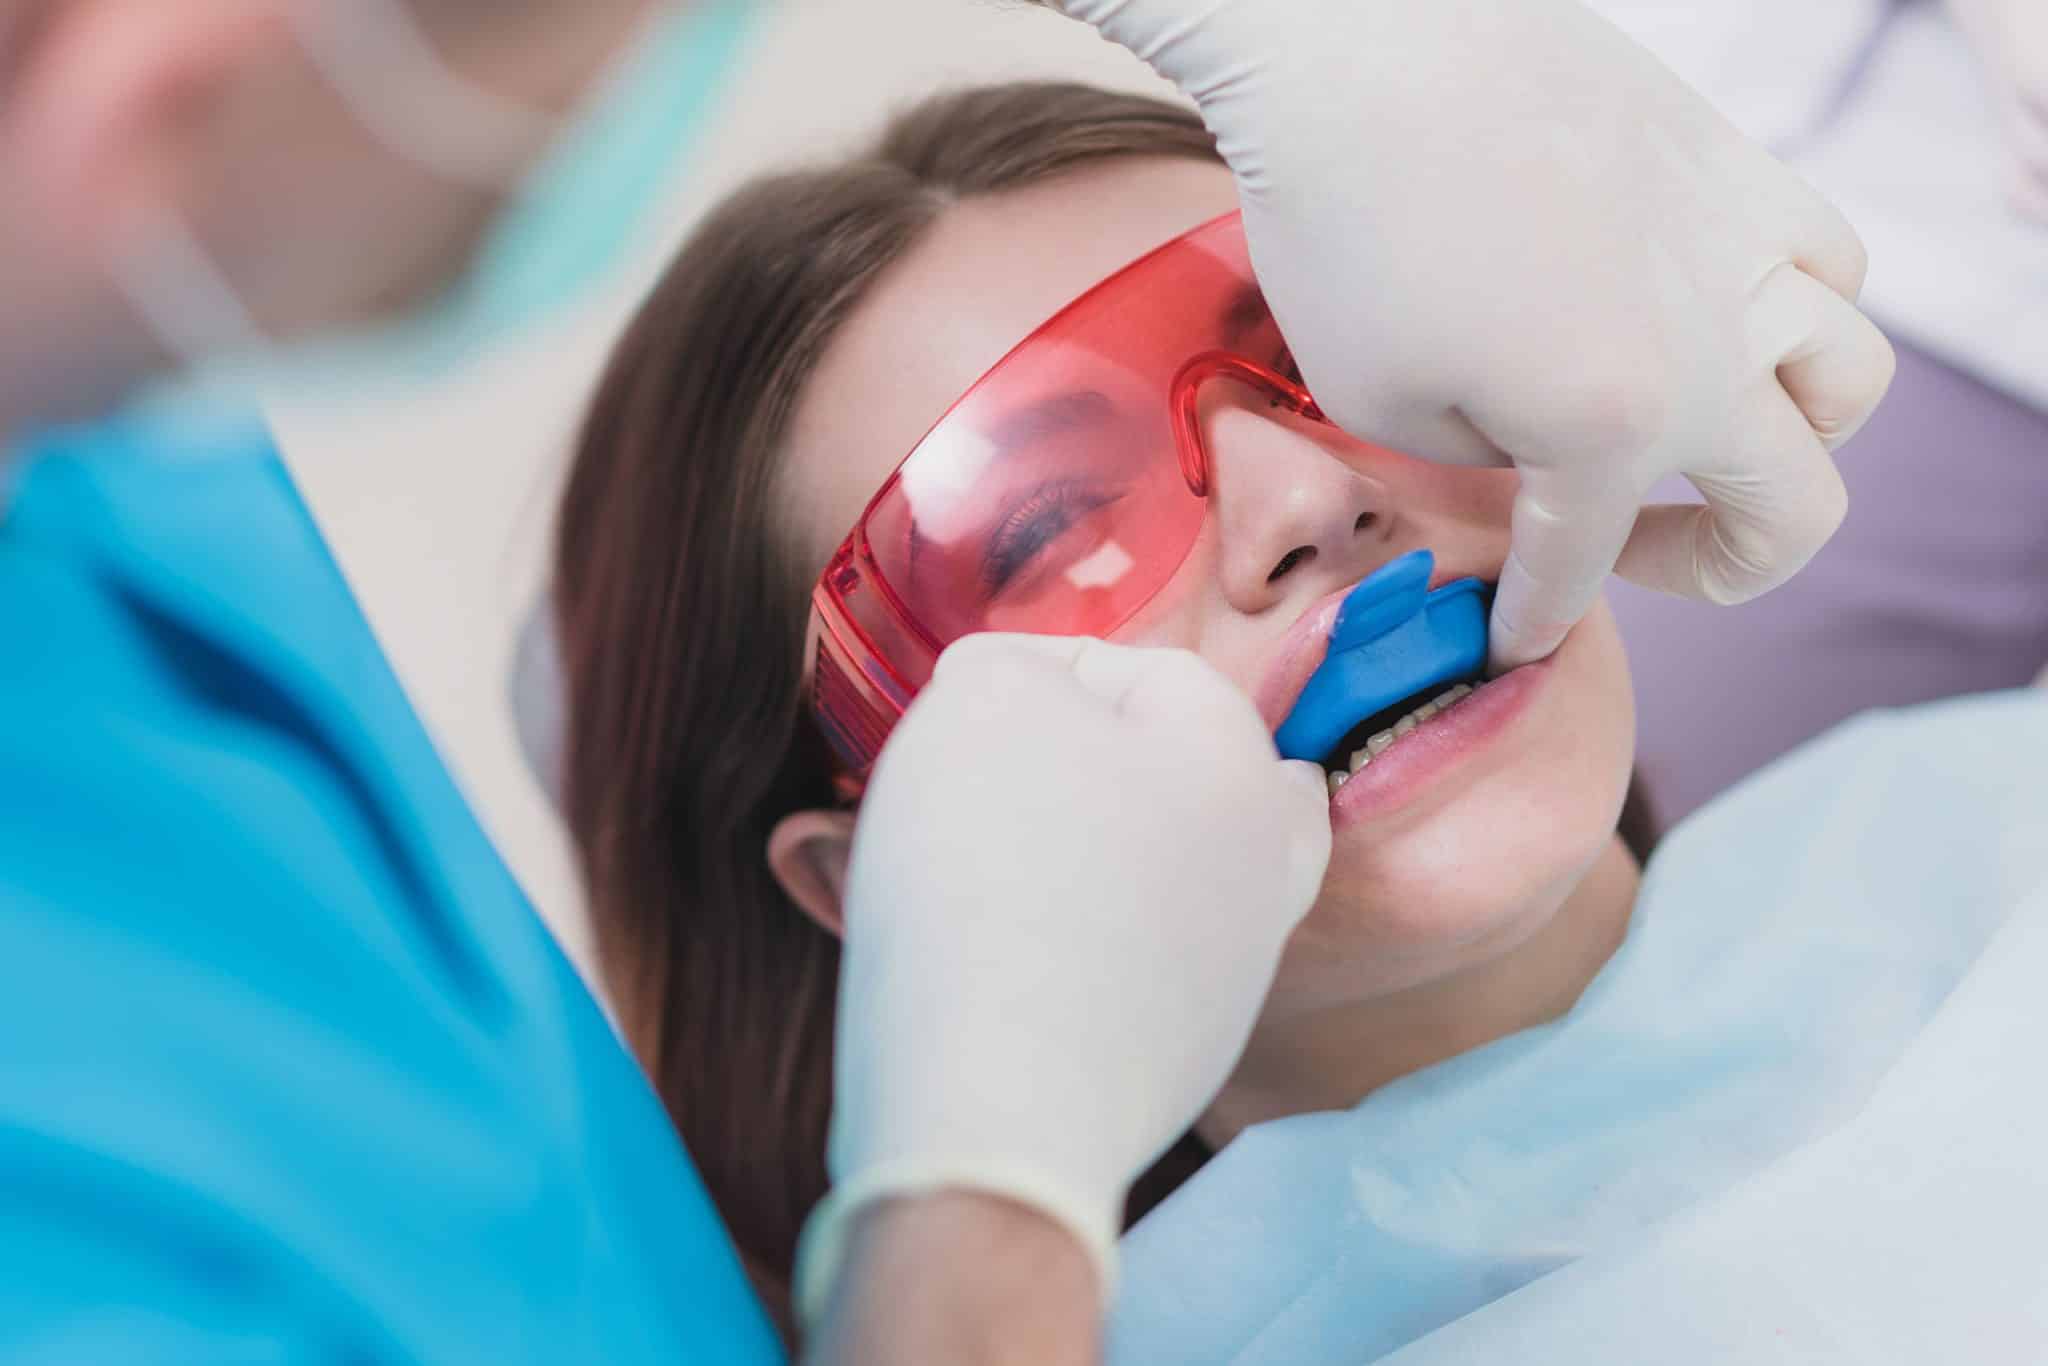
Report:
781,158,1637,1017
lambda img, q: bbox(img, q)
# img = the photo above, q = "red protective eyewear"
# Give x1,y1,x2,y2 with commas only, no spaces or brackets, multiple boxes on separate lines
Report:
810,210,1328,787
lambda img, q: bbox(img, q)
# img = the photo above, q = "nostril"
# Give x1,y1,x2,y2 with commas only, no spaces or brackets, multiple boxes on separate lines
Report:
1355,512,1378,534
1268,546,1317,584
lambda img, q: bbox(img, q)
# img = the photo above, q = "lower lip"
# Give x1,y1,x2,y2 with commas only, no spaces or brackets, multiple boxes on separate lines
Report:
1325,656,1552,825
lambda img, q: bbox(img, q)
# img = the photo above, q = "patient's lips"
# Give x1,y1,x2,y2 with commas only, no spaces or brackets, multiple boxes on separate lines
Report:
1247,546,1552,828
1254,584,1350,732
1253,555,1491,735
1327,653,1553,824
1323,681,1477,796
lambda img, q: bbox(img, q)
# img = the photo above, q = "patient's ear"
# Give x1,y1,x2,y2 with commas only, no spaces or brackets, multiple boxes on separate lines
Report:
767,811,858,940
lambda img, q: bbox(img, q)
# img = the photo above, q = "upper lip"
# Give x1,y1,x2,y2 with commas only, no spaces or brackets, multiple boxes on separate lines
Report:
1253,584,1352,732
1252,561,1489,736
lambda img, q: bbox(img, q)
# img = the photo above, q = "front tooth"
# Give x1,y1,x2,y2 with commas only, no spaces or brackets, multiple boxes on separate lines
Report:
1395,715,1418,737
1368,730,1396,755
1416,701,1440,721
1349,748,1372,773
1328,770,1348,795
1447,684,1473,703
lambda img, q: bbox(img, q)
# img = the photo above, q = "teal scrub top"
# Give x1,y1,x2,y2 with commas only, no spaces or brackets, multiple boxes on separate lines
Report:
0,412,784,1363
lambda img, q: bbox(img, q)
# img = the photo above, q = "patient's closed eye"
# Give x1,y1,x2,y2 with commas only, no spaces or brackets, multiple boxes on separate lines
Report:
982,480,1126,594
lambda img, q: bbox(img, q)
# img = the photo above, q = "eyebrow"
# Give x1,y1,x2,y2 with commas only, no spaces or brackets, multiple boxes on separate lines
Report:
901,282,1272,581
985,388,1118,449
979,279,1270,446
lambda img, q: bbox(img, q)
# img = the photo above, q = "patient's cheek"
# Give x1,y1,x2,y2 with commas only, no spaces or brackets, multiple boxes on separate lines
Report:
1103,567,1216,656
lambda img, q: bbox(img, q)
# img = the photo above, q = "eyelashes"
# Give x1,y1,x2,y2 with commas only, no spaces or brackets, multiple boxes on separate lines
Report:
973,341,1303,597
981,479,1124,596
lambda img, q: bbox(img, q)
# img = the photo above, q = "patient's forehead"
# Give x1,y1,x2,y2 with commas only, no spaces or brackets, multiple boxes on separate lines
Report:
781,156,1238,577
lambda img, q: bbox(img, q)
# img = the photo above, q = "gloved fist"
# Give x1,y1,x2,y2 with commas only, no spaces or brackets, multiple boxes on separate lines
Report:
1061,0,1898,669
1949,0,2048,223
794,634,1331,1325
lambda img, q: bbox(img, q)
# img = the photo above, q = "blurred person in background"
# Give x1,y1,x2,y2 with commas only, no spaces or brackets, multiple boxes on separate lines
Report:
1590,0,2048,826
1948,0,2048,222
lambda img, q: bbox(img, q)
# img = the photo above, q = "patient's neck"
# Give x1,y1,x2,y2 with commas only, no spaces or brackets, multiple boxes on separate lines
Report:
1199,836,1640,1147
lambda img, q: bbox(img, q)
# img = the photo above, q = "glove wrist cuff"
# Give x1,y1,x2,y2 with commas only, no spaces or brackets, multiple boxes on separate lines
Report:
1052,0,1262,99
794,1160,1122,1332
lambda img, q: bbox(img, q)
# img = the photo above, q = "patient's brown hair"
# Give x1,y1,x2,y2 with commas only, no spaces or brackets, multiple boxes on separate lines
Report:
554,80,1659,1343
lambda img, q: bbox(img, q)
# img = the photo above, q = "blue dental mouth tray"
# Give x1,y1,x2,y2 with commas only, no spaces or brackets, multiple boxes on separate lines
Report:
1275,550,1490,762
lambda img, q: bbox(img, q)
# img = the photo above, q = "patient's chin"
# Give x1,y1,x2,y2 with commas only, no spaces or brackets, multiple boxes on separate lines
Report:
1282,886,1562,1009
1276,814,1610,1009
1262,600,1634,1012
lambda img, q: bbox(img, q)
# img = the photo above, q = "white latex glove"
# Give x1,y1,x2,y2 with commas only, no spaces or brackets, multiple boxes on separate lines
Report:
1060,0,1898,669
1949,0,2048,224
794,634,1331,1326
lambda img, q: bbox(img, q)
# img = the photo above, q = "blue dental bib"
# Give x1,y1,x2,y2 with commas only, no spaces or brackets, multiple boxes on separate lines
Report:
1274,550,1491,762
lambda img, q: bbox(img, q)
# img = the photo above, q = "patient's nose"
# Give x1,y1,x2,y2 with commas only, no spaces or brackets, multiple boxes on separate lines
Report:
1203,391,1395,614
